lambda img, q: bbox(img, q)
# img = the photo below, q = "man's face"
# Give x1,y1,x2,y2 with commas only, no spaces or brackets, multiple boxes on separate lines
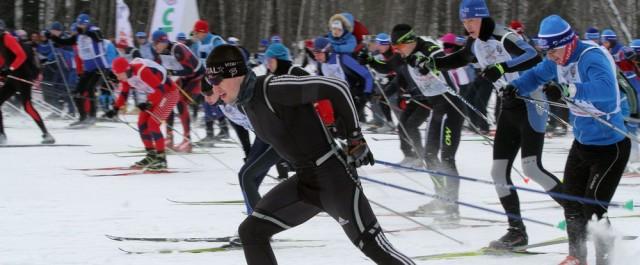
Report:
313,51,326,63
393,42,417,58
375,44,390,54
266,57,278,73
603,40,613,49
116,72,128,81
546,46,567,65
153,42,168,53
462,18,482,39
195,32,207,41
213,76,244,104
30,33,39,43
136,37,146,45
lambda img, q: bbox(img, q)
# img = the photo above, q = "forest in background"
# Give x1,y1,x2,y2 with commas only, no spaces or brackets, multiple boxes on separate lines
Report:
2,0,640,51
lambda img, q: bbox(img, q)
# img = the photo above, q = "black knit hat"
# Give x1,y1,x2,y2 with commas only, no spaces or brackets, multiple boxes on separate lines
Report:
205,44,248,85
391,24,417,44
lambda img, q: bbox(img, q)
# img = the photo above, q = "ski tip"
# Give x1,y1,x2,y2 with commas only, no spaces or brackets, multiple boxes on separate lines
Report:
623,199,634,211
556,220,567,231
523,178,530,184
105,234,122,241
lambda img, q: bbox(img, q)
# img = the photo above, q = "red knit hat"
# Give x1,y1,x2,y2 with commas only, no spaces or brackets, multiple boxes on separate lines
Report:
510,20,524,33
193,19,209,33
112,57,130,74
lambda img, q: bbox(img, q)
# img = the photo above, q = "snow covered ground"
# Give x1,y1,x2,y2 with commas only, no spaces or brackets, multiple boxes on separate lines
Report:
1,112,639,265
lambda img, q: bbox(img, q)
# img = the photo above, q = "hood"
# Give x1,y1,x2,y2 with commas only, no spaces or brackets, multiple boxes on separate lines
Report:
329,13,353,33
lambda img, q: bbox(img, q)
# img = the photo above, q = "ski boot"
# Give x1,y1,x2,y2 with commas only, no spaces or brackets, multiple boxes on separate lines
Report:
174,140,193,153
196,134,216,148
214,126,230,140
146,152,167,171
0,133,6,144
68,118,86,128
132,150,157,169
433,204,460,225
411,200,446,216
489,224,528,249
398,156,418,166
41,133,55,144
376,124,395,134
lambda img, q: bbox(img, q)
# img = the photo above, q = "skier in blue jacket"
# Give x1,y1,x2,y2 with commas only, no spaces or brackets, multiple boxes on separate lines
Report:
504,15,630,265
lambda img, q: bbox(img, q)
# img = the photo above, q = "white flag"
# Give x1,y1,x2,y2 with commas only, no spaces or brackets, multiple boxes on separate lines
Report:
115,0,134,46
150,0,199,41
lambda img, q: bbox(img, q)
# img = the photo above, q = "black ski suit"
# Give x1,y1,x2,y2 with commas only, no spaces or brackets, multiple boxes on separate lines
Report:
236,72,414,265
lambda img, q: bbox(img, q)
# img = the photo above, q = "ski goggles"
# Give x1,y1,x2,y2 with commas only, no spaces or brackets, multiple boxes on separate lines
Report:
392,30,417,46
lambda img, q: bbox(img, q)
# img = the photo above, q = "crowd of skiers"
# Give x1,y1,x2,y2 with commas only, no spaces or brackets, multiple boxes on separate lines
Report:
1,0,640,264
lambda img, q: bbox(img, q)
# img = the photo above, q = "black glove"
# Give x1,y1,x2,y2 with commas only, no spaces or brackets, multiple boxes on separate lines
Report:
43,30,52,39
104,108,118,118
543,82,571,102
0,67,11,77
357,49,371,65
137,102,152,111
499,84,518,100
481,63,506,82
407,54,433,75
345,130,374,168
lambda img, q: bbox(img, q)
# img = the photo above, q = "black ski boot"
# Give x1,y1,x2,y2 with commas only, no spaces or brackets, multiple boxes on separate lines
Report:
133,150,157,169
146,152,167,171
41,133,55,144
489,224,528,249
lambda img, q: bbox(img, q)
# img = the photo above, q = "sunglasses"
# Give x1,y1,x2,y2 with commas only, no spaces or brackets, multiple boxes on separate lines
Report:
205,72,224,86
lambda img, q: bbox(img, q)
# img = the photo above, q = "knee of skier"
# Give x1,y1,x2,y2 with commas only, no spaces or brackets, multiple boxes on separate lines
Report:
490,159,511,197
238,215,280,244
521,156,557,191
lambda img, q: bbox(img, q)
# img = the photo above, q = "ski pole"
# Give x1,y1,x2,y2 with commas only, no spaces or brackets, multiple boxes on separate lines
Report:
49,40,76,115
361,176,564,229
368,199,464,245
7,75,55,87
515,95,572,128
374,159,635,211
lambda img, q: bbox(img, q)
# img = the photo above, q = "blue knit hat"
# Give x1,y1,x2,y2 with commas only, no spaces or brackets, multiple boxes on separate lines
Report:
459,0,490,20
49,21,64,31
151,29,169,43
264,43,291,61
375,33,391,45
76,13,90,25
259,39,269,48
135,32,147,38
584,27,599,41
313,37,332,52
601,29,617,42
630,39,640,53
176,32,186,41
537,15,575,50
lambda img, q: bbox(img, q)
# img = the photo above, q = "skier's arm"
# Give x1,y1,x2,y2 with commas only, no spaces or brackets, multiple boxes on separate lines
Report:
342,55,374,94
3,34,26,70
268,75,361,132
172,44,199,76
114,81,131,109
501,34,541,72
331,35,356,54
433,40,477,70
511,58,557,95
572,51,618,103
49,34,78,46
